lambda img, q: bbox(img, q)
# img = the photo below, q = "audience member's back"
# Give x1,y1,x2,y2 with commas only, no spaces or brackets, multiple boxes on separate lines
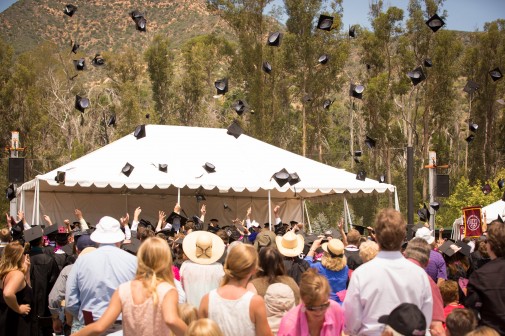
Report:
344,229,363,270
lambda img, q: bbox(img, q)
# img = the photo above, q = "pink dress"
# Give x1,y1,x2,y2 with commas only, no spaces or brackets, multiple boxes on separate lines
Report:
118,281,174,336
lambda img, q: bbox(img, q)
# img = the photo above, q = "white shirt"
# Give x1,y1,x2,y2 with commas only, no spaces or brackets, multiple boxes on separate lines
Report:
180,260,224,307
343,251,433,336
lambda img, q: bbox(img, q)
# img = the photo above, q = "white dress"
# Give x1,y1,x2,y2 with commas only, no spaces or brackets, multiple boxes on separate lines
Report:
179,260,224,307
208,289,256,336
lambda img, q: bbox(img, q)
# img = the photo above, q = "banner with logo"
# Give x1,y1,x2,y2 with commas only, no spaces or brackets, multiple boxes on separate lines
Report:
462,206,483,238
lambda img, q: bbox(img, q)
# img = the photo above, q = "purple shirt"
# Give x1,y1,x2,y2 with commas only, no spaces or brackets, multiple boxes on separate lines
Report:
425,249,447,282
277,300,344,336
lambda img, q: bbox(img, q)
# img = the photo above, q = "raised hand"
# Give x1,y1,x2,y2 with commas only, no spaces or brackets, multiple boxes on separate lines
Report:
134,207,142,222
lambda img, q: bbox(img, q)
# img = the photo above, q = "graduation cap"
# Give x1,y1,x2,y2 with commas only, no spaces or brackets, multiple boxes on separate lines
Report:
289,172,301,185
417,203,430,222
75,95,90,113
121,163,134,177
267,32,282,46
203,162,216,173
24,225,43,243
424,59,433,67
227,119,243,139
350,84,364,99
92,54,105,67
130,10,146,31
356,169,367,181
353,157,361,164
426,13,445,32
354,150,362,157
489,67,503,82
166,212,187,232
323,99,332,109
353,225,366,235
465,134,475,143
73,58,86,71
365,135,377,149
134,124,146,139
64,4,77,17
430,201,440,211
192,215,204,230
317,14,334,31
497,178,505,190
273,168,290,187
481,183,492,195
233,100,247,115
318,54,329,65
454,241,471,257
469,122,478,132
463,80,479,94
349,25,356,38
214,78,228,95
138,219,155,231
407,67,426,86
303,94,313,103
6,184,16,201
195,194,206,202
438,240,461,257
122,238,141,255
107,115,116,127
71,40,80,54
262,61,272,74
55,171,66,184
378,174,386,183
158,164,168,173
43,224,59,236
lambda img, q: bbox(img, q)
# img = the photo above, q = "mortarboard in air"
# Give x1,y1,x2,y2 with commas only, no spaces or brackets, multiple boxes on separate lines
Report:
73,58,86,71
92,54,105,67
469,122,478,133
356,169,366,181
273,168,290,187
134,124,146,139
267,32,282,46
214,78,228,95
349,25,356,38
489,67,503,82
318,54,329,65
64,4,77,17
159,164,168,173
481,183,492,195
24,225,43,243
417,203,430,222
55,171,65,184
407,67,426,86
317,14,334,31
463,80,479,94
166,212,188,232
121,162,134,177
430,201,440,211
365,135,376,149
424,59,433,67
233,100,247,115
323,99,332,109
227,119,243,139
71,40,80,54
289,172,301,185
203,162,216,173
107,115,116,127
378,174,386,183
6,184,16,201
75,95,89,113
350,84,364,99
465,134,475,143
426,13,445,32
262,61,272,74
498,178,505,190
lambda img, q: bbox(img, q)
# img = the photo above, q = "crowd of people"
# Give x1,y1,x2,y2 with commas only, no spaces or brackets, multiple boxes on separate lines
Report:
0,203,504,336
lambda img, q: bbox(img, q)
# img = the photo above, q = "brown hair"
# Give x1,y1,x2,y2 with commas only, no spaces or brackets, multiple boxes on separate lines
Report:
438,280,459,306
221,243,258,286
346,229,361,245
465,326,500,336
178,303,198,326
257,246,286,283
487,221,505,258
0,228,11,243
446,308,477,336
374,208,406,251
299,268,330,307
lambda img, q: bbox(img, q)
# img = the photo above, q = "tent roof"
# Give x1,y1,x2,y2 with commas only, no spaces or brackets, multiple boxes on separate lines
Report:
20,125,395,199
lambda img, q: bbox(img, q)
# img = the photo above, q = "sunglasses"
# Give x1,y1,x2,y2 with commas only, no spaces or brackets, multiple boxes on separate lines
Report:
305,302,330,311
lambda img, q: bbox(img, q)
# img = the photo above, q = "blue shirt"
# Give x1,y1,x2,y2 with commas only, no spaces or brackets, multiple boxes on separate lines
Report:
304,256,348,304
66,245,137,320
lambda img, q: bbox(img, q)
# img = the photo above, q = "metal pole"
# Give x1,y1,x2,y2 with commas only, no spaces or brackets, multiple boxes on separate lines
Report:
9,131,20,217
268,190,272,231
407,146,414,226
428,151,437,232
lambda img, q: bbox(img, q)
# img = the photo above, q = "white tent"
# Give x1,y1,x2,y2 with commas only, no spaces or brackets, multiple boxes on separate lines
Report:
18,125,397,227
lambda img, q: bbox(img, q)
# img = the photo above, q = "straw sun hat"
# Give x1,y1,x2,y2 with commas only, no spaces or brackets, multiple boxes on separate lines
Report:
182,231,226,265
275,230,305,257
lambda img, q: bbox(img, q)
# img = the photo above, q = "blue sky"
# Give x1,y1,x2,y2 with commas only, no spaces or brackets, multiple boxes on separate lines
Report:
0,0,504,32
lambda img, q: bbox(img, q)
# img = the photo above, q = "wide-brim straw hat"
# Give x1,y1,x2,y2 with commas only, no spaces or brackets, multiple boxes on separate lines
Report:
182,231,225,265
276,230,304,257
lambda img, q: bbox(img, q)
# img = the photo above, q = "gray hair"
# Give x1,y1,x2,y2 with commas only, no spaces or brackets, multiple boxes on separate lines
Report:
404,238,430,267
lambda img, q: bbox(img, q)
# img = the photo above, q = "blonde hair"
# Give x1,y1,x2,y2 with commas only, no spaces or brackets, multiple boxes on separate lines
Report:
135,237,174,304
0,242,26,280
299,268,330,307
321,251,346,271
466,326,500,336
221,243,258,286
359,240,379,263
178,303,198,326
186,318,224,336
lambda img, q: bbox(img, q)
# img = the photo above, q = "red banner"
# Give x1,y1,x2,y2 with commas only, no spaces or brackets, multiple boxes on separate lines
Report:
462,206,483,238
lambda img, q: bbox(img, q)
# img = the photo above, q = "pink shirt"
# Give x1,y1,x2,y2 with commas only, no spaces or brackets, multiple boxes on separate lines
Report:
277,300,344,336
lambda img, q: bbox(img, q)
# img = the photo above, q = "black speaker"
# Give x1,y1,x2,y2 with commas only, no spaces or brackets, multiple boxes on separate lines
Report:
8,157,25,183
436,174,450,197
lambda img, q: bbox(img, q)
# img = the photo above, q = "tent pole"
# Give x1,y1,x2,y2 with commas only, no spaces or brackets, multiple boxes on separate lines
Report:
35,179,40,226
344,197,348,233
303,200,312,233
177,188,180,205
268,190,272,231
394,187,400,211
